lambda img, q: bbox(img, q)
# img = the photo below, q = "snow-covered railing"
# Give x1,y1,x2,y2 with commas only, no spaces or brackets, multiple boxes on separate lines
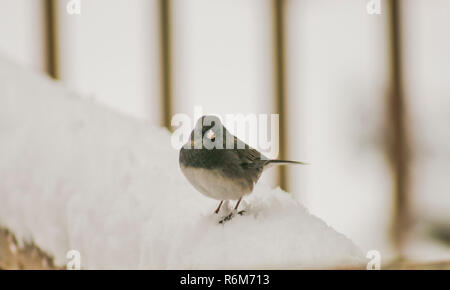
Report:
0,57,364,269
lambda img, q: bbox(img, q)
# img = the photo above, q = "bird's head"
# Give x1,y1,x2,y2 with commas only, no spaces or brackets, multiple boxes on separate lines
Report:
189,115,226,149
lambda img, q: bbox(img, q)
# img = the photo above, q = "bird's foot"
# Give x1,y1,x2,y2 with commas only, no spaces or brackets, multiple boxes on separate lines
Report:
218,210,246,224
218,212,234,224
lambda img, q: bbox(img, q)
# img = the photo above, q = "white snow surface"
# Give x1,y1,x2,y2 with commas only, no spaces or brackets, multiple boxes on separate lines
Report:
0,57,364,269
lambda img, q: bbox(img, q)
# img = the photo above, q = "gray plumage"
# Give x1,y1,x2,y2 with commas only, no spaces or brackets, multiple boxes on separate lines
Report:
179,115,307,214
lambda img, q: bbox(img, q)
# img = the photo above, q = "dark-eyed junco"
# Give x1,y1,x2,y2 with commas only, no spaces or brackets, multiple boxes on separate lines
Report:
179,115,307,222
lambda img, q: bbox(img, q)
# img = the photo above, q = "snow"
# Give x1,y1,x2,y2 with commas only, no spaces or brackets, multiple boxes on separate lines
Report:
0,56,364,269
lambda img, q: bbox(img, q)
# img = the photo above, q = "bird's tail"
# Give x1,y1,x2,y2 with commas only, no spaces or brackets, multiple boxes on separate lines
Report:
267,160,309,166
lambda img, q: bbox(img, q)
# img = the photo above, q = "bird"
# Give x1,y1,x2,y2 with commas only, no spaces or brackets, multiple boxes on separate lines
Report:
179,115,307,222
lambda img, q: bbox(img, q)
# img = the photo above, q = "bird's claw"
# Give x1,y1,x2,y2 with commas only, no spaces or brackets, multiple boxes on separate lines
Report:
218,212,234,224
218,210,246,224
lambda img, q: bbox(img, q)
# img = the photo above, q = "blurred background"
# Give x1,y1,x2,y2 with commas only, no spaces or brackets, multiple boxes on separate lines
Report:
0,0,449,268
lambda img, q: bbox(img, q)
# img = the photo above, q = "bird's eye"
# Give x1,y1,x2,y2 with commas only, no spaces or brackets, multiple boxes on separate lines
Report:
206,129,216,140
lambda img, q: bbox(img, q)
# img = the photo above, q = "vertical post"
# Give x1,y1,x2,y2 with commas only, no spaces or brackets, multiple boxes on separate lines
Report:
272,0,288,191
159,0,173,130
387,0,410,257
43,0,60,79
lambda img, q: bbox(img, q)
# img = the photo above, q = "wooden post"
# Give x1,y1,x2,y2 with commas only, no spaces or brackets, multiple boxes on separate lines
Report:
272,0,288,191
159,0,173,130
43,0,60,79
387,0,410,257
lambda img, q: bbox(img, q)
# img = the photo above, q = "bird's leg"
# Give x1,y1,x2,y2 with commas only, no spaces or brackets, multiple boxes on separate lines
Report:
214,200,224,214
234,197,242,211
234,197,246,215
219,198,245,223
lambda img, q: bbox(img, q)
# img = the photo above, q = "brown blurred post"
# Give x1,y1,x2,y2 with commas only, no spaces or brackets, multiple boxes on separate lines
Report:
387,0,410,256
272,0,288,191
43,0,60,79
159,0,173,130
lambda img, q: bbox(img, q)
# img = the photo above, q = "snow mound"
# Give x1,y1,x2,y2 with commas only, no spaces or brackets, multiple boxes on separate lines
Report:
0,57,364,269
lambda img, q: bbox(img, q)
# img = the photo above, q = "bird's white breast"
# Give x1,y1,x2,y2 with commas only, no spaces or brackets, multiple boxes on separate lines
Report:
180,165,252,201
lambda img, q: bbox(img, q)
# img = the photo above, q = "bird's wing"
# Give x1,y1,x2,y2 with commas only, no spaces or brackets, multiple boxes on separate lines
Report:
231,136,269,183
232,136,262,163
